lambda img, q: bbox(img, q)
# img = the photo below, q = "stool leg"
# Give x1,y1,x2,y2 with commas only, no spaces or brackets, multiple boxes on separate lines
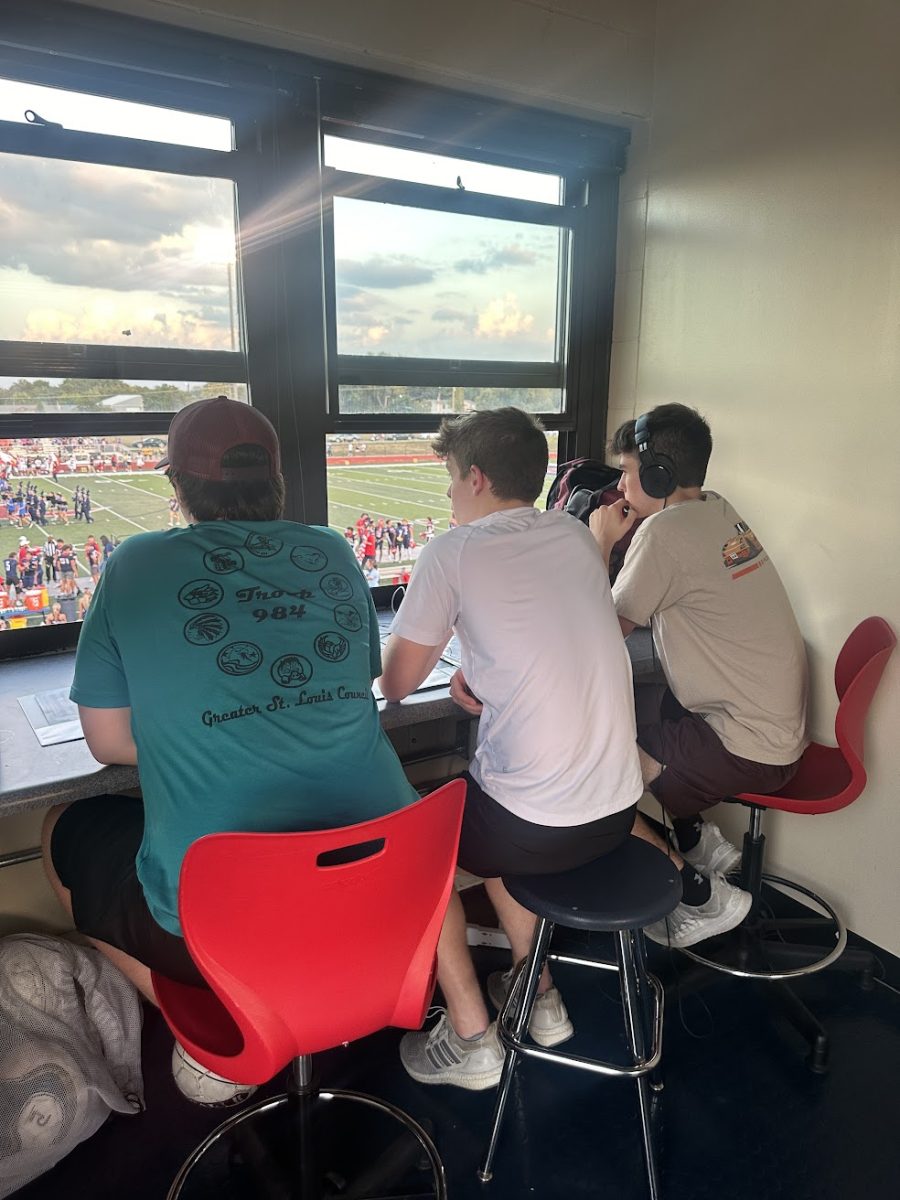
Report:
631,930,663,1093
478,917,554,1184
617,931,661,1200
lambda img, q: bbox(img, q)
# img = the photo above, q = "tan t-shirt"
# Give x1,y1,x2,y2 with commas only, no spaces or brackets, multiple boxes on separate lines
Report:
612,492,808,765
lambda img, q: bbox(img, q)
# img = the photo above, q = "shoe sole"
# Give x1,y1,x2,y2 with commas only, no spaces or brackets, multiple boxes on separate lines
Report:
400,1056,502,1090
529,1021,575,1048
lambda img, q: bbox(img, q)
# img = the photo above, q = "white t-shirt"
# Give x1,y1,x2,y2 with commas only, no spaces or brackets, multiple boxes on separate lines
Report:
612,492,808,765
390,507,643,826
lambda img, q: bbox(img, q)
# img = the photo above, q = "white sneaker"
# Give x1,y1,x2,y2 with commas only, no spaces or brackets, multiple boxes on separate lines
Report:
487,970,574,1047
643,873,752,949
400,1012,504,1090
171,1042,257,1107
678,822,742,876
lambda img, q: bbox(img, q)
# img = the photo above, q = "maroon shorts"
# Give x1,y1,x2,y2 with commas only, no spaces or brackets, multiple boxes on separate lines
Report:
634,683,800,819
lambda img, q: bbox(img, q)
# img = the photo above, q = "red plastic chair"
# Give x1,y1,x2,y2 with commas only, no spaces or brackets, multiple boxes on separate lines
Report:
680,617,896,1071
152,777,466,1199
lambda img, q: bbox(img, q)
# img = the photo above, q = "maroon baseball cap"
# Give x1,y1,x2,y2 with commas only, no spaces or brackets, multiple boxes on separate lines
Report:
158,396,281,482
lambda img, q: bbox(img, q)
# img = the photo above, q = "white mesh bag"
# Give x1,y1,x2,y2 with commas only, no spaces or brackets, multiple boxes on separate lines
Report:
0,934,144,1198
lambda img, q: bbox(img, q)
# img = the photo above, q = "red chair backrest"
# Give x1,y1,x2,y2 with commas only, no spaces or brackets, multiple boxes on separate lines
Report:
166,779,465,1083
833,617,896,778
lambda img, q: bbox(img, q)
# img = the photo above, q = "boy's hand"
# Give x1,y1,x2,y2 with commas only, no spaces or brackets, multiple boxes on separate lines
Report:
449,668,483,716
589,499,639,567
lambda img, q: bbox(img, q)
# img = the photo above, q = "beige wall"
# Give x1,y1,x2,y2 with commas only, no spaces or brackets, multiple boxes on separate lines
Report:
85,0,656,120
625,0,900,953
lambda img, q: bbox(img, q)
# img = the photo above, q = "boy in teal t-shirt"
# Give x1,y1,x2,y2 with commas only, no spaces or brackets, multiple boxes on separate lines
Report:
43,397,416,1007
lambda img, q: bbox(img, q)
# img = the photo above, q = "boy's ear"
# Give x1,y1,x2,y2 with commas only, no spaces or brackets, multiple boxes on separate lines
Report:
469,464,488,494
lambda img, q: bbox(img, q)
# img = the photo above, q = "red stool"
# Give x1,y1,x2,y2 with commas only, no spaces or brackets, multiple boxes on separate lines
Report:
152,778,466,1199
678,617,896,1070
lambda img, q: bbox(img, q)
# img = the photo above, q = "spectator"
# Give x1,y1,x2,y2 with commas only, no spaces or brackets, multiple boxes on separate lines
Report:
381,408,642,1090
42,396,417,1102
76,587,93,622
44,601,68,625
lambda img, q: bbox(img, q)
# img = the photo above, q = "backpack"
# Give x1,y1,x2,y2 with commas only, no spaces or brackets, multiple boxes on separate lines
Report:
546,458,621,512
546,458,640,583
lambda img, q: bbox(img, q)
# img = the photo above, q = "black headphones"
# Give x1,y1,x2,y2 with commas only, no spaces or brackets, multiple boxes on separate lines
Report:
634,412,678,500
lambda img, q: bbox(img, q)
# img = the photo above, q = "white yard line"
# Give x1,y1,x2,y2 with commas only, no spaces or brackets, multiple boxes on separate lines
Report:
85,499,151,533
106,477,168,499
328,478,447,505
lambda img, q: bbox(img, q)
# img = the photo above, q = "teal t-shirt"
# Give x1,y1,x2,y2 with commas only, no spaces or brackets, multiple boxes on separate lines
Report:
71,520,417,935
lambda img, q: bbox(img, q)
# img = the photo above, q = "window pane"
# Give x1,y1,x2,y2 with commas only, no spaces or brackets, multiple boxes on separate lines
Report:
0,78,232,150
324,135,560,204
334,198,563,361
338,385,562,416
0,433,183,633
0,379,247,415
325,431,558,588
0,153,240,350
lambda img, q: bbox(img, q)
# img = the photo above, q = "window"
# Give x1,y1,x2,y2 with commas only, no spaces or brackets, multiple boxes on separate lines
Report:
323,136,561,204
0,77,232,150
324,135,572,418
0,4,625,657
0,153,240,351
0,56,248,649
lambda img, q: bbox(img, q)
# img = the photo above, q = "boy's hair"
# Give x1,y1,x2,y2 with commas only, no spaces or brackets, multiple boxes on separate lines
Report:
432,408,548,503
167,444,285,522
610,403,713,488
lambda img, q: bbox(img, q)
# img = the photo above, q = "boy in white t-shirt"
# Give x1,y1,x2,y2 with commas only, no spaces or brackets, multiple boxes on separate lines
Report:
380,408,644,1091
590,404,808,950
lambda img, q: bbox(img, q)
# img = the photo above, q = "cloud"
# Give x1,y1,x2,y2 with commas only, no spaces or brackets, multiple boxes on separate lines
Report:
363,325,390,345
0,157,236,295
432,307,471,324
338,255,435,289
20,301,233,350
454,243,538,275
475,294,535,340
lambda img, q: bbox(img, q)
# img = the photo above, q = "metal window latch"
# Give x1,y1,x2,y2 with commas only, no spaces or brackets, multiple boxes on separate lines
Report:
24,109,64,131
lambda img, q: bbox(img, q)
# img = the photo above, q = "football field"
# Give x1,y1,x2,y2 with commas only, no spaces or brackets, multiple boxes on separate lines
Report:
13,459,555,578
13,462,456,571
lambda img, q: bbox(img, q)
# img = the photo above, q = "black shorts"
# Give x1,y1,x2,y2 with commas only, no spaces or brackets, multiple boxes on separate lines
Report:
457,772,636,879
634,682,800,818
51,795,205,987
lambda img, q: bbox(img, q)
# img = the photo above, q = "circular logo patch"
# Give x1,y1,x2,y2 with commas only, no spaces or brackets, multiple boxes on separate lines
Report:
290,545,328,572
245,533,283,558
333,603,362,633
314,631,350,663
270,654,313,688
320,572,353,601
203,548,245,575
184,613,230,646
217,641,263,676
178,579,224,609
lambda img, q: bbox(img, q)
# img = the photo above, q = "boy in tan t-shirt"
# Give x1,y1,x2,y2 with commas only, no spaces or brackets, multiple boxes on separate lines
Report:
590,403,808,949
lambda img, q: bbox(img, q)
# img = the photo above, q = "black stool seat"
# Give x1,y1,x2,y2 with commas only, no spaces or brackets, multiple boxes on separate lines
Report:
503,837,682,932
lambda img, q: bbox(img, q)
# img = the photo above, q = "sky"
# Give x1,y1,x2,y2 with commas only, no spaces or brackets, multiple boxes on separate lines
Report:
0,80,564,362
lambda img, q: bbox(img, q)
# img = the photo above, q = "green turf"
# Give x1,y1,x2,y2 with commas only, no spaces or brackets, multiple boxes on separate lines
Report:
8,459,555,581
7,464,453,573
